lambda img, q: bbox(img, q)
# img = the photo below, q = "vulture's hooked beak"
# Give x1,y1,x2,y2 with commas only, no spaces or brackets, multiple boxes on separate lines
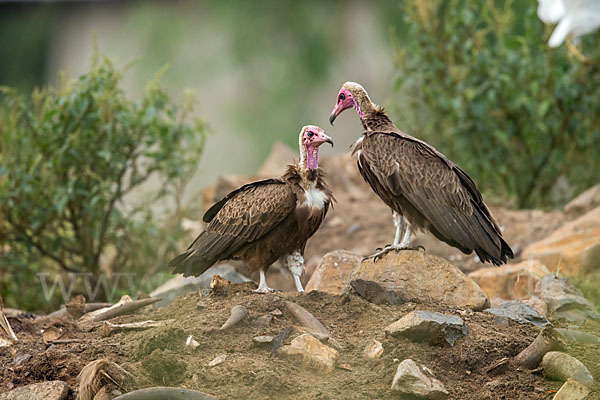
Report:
329,111,337,126
326,136,334,147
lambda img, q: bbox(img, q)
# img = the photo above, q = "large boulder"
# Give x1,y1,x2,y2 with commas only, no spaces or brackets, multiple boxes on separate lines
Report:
345,250,489,311
0,381,68,400
305,250,361,294
484,300,550,327
150,265,250,307
534,274,599,324
468,259,549,300
257,142,297,177
564,184,600,219
522,206,600,275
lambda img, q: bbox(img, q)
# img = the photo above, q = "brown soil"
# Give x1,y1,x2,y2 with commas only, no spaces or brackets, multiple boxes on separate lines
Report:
6,282,596,400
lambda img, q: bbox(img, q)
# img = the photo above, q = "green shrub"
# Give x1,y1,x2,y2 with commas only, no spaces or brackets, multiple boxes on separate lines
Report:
394,0,600,208
0,52,206,310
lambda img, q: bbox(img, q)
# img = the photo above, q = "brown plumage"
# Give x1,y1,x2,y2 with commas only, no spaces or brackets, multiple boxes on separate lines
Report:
330,82,513,265
169,126,334,292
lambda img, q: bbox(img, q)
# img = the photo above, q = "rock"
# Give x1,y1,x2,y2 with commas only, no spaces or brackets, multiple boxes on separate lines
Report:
305,250,361,294
13,352,31,366
257,142,296,177
555,328,600,344
535,274,599,324
278,333,339,373
484,300,550,327
391,359,448,399
468,259,550,300
363,339,384,359
346,251,489,310
553,378,591,400
208,354,227,367
384,310,467,346
522,206,600,275
564,184,600,219
522,296,548,317
0,381,68,400
542,351,594,387
150,265,250,307
253,335,274,344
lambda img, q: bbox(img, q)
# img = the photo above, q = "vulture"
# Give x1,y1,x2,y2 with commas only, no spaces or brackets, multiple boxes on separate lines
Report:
329,82,513,265
169,125,334,292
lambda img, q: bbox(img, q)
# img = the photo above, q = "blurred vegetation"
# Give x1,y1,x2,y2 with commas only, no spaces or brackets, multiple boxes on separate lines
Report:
0,51,206,311
394,0,600,209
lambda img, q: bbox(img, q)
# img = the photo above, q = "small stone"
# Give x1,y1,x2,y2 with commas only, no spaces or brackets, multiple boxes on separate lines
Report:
339,363,353,371
391,359,448,399
553,378,590,400
485,300,550,327
0,381,68,400
13,352,31,366
195,300,206,309
384,310,467,346
253,335,274,344
252,314,272,328
270,308,283,317
42,327,63,343
278,333,339,373
185,335,200,350
542,351,594,387
208,354,227,367
364,339,384,359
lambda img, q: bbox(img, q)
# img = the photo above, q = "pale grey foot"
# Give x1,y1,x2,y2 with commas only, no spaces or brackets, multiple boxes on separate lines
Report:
253,269,273,293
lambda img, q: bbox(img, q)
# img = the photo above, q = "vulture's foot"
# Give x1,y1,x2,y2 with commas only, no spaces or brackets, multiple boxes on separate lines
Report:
253,286,275,294
363,244,426,262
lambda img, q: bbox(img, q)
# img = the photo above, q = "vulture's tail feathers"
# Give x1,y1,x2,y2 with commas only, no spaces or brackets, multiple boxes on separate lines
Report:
169,231,239,276
470,205,514,266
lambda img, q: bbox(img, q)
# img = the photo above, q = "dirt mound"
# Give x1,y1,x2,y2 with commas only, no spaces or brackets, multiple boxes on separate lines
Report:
2,282,600,399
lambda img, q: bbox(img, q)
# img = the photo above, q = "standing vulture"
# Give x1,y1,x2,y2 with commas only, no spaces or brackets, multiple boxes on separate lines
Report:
169,126,334,292
329,82,513,265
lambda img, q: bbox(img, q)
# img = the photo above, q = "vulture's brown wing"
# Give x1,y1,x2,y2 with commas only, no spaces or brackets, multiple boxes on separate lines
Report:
359,131,512,265
205,179,296,242
170,179,296,276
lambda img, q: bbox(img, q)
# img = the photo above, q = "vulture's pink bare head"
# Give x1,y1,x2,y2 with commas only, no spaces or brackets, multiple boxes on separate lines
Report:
329,82,373,125
300,125,333,170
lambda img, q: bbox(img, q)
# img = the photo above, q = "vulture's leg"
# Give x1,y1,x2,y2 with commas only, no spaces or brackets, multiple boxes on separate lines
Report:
364,221,419,261
393,212,404,246
283,250,305,293
253,269,273,293
400,224,412,247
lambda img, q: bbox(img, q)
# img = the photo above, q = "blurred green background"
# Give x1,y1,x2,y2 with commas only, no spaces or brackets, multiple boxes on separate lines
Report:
1,0,599,311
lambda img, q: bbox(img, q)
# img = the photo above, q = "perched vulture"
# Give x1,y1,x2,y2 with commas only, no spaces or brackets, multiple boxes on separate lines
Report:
169,126,334,292
329,82,513,265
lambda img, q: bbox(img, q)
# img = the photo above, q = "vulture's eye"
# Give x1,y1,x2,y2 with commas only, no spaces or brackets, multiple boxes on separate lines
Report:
339,93,346,102
307,131,315,138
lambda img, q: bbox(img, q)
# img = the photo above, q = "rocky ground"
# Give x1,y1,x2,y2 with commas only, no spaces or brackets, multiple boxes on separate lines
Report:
1,145,599,400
